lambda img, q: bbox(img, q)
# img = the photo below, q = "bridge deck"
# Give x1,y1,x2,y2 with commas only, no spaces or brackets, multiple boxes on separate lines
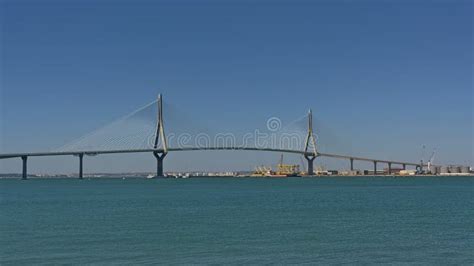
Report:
0,147,422,166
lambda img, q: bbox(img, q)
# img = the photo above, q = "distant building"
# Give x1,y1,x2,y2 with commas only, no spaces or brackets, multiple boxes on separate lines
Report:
383,168,403,174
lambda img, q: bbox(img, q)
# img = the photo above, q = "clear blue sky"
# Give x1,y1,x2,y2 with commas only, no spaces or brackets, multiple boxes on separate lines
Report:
1,1,472,173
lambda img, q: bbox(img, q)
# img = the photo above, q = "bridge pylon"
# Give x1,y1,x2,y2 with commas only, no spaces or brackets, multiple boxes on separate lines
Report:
303,109,318,175
153,94,168,177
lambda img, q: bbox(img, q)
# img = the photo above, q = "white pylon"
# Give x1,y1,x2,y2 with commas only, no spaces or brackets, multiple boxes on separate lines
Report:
153,94,168,153
304,109,317,156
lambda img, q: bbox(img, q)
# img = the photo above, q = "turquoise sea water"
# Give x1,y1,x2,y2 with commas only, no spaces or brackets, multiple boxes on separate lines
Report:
1,177,473,264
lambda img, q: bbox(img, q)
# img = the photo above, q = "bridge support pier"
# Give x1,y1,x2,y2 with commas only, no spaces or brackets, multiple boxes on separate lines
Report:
388,162,392,175
153,152,167,177
402,164,406,170
21,156,28,180
79,153,84,179
350,158,354,171
373,161,377,175
305,155,315,175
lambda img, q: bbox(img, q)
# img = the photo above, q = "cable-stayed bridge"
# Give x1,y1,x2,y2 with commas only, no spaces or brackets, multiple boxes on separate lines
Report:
0,94,423,179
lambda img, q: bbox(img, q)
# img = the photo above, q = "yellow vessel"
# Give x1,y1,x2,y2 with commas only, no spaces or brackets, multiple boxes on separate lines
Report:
251,154,300,177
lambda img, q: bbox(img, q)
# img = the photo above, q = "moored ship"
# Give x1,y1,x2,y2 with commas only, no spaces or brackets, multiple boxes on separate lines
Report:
251,154,300,177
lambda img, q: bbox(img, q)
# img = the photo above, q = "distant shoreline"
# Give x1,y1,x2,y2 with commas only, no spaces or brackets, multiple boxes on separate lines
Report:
1,174,473,179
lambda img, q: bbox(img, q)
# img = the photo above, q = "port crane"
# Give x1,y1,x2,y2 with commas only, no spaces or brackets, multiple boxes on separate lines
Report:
427,149,436,173
420,145,436,174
